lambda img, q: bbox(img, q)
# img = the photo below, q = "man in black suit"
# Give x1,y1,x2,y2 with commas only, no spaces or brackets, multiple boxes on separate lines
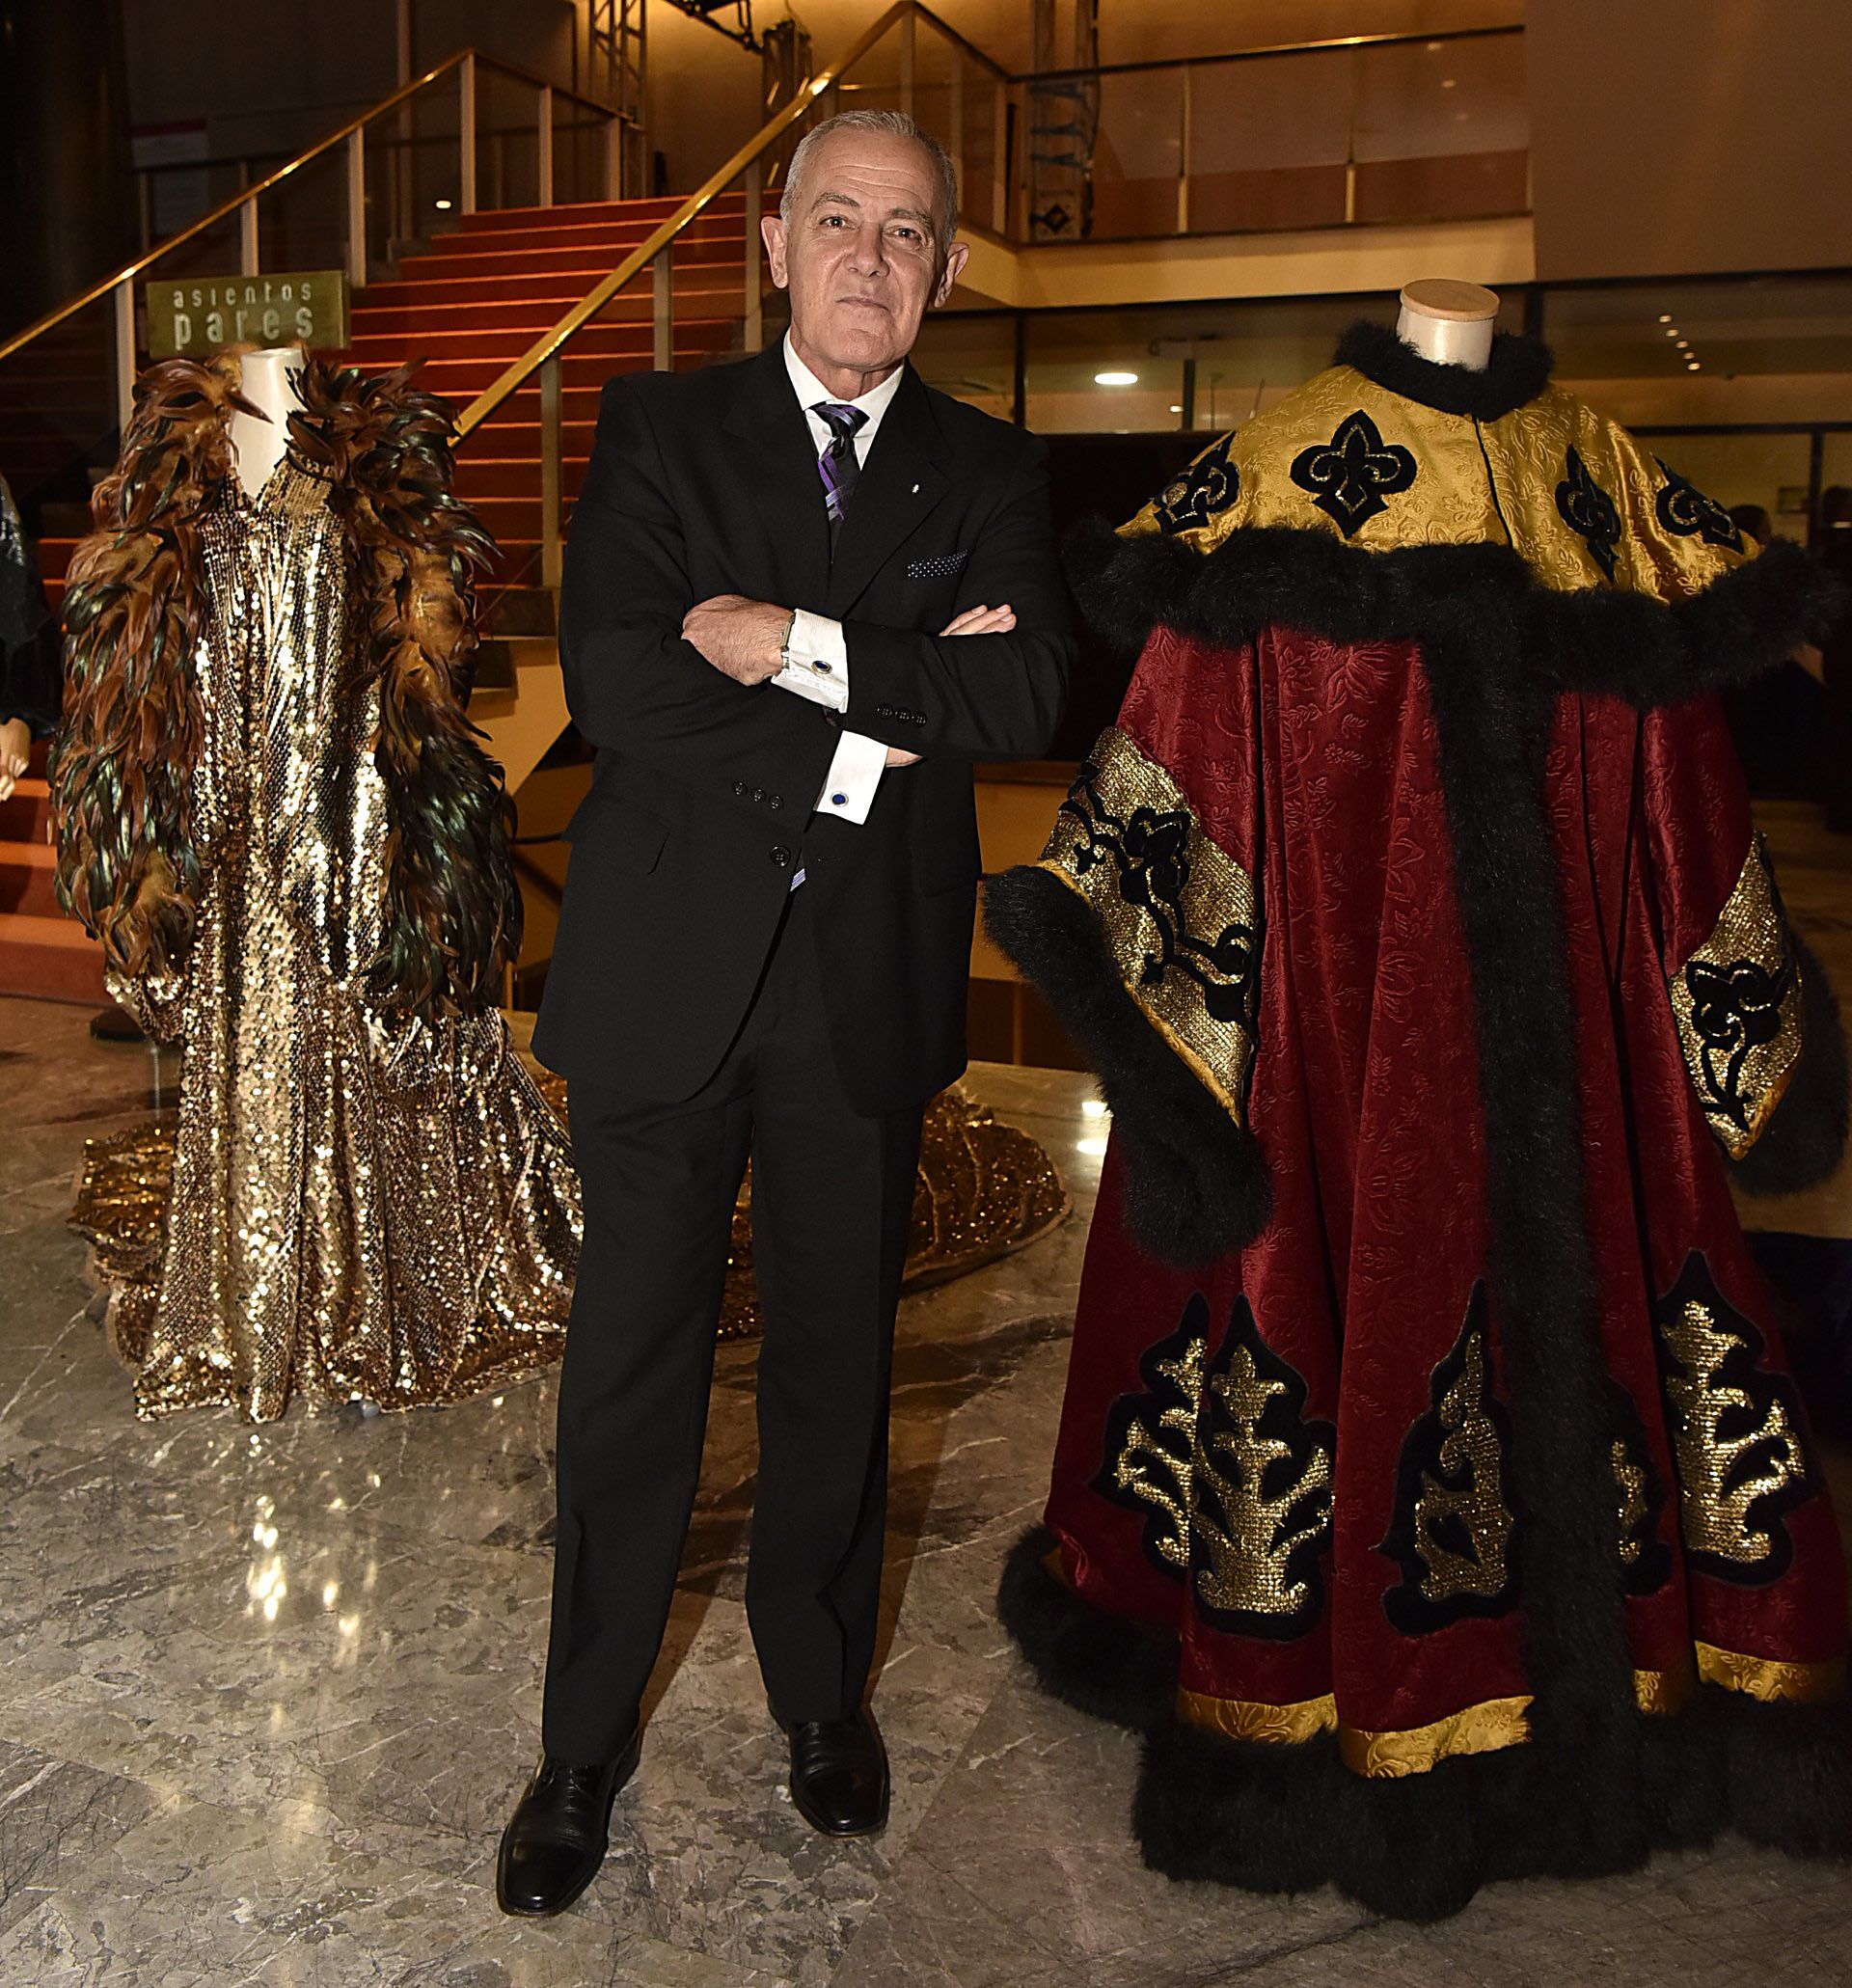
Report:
497,109,1073,1917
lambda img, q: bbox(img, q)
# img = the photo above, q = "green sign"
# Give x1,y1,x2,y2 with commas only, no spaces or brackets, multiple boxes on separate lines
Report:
145,271,349,358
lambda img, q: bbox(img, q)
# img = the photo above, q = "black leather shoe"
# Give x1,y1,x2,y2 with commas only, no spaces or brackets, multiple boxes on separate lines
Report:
496,1730,641,1917
781,1706,890,1837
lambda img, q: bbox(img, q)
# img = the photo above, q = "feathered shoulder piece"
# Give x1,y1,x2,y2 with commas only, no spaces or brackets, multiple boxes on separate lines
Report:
52,354,247,983
52,351,520,1019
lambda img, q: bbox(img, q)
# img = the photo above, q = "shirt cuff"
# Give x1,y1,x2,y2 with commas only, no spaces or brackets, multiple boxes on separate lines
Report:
772,608,850,713
813,728,885,827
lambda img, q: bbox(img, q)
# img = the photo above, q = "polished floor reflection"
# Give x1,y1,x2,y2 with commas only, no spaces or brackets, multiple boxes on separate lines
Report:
0,800,1848,1986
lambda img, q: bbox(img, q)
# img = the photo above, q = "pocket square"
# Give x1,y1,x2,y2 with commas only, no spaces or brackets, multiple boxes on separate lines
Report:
906,551,969,581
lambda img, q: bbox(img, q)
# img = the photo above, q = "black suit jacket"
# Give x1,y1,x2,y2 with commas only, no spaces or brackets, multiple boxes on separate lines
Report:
532,342,1075,1114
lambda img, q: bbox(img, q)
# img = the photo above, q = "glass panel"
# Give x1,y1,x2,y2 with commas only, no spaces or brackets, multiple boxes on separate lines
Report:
1631,432,1816,545
1024,293,1407,437
1185,49,1350,234
912,312,1014,419
1351,33,1528,222
1546,275,1852,427
1081,68,1175,240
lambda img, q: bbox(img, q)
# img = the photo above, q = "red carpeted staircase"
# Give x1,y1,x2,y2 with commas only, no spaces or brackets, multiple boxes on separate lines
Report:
0,741,105,1003
7,191,756,999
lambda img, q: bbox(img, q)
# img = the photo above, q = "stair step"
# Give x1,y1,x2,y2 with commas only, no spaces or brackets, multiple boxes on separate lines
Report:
0,838,62,917
351,286,746,339
395,240,746,283
0,776,52,843
0,911,107,1003
447,193,748,234
347,315,741,365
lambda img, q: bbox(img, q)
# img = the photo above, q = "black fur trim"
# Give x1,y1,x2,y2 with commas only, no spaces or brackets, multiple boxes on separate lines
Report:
1066,522,1847,713
995,1525,1178,1730
983,864,1272,1268
1731,934,1850,1196
1130,1686,1850,1921
1335,317,1555,422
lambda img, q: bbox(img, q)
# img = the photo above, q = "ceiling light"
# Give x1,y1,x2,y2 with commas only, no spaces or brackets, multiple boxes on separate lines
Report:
1095,370,1138,386
1168,404,1183,414
1687,360,1702,371
435,198,452,210
1663,325,1679,338
1657,313,1673,323
1675,340,1689,350
1441,77,1457,88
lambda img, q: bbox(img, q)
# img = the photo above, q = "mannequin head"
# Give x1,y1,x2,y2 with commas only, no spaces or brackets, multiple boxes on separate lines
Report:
1396,280,1499,371
229,343,307,501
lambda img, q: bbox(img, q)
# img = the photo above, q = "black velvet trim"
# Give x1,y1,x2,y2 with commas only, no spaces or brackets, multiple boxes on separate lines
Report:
1063,519,1848,711
1334,317,1556,422
982,864,1272,1268
1731,934,1851,1197
1003,1530,1852,1920
995,1525,1178,1731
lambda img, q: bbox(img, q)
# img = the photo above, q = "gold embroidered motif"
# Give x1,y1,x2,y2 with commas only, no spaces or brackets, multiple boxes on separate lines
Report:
1108,1332,1208,1573
1654,1253,1814,1580
1634,1662,1699,1715
1382,1285,1516,1632
1120,370,1751,606
1613,1438,1649,1569
1667,833,1804,1159
1039,724,1260,1124
1412,1324,1512,1602
1192,1335,1334,1622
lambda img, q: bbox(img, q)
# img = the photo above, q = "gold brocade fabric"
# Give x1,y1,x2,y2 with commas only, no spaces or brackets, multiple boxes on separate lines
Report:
1125,368,1751,606
1667,833,1805,1159
75,1076,1069,1374
76,461,583,1421
1038,725,1261,1120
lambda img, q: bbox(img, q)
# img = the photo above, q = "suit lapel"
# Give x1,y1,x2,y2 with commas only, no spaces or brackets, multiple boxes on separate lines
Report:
825,364,949,619
722,343,831,612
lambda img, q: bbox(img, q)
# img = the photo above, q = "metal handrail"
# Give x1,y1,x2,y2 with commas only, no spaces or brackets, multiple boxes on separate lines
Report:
1021,22,1522,87
456,0,919,437
0,45,625,389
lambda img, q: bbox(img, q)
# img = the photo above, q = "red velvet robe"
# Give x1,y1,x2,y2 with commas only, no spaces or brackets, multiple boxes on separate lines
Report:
990,323,1851,1920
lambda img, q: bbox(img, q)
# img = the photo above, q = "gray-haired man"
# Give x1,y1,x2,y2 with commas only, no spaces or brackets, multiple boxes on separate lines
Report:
497,112,1073,1915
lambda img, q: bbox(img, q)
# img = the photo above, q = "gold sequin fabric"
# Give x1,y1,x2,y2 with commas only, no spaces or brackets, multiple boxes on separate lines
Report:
1038,725,1260,1120
1667,832,1805,1158
72,461,581,1420
1126,368,1751,605
77,1072,1068,1366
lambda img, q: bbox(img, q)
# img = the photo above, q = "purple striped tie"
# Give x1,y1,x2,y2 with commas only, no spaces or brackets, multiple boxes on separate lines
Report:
813,401,867,547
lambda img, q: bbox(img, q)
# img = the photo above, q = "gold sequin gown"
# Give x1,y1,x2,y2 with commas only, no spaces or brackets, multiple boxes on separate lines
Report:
98,460,581,1420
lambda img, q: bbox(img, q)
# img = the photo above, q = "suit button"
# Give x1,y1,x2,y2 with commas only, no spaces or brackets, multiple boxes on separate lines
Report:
768,794,782,809
913,714,926,726
751,787,765,803
770,844,792,867
732,780,747,798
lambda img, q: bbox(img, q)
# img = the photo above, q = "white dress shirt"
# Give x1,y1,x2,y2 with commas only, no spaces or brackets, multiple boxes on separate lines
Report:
771,334,907,829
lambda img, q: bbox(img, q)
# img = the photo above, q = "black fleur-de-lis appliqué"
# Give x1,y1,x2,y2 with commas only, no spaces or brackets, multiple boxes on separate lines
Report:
1289,409,1418,536
1555,446,1623,580
1154,434,1239,536
1654,459,1744,552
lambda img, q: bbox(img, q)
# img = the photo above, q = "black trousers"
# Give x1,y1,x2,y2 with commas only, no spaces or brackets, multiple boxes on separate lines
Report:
542,886,925,1763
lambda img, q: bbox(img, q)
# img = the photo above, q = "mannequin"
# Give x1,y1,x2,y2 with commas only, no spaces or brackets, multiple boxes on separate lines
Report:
229,343,305,498
1395,278,1497,371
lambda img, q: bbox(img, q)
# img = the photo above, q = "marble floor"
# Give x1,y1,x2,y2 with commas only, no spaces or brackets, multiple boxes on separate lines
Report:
1,803,1849,1987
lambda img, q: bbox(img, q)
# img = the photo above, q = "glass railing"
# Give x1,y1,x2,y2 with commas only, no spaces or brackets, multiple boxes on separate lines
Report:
1018,27,1527,245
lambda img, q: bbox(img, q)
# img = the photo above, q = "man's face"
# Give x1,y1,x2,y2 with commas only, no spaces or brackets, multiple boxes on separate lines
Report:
763,129,968,383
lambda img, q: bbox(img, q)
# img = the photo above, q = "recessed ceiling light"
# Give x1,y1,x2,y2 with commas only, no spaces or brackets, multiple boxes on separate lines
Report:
1441,77,1457,88
1658,313,1673,323
1663,325,1679,338
1687,360,1702,371
435,198,453,210
1095,370,1139,387
1675,340,1689,350
1169,404,1183,414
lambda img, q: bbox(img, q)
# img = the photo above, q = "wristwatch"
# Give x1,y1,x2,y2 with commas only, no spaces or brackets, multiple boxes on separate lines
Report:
777,611,798,674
